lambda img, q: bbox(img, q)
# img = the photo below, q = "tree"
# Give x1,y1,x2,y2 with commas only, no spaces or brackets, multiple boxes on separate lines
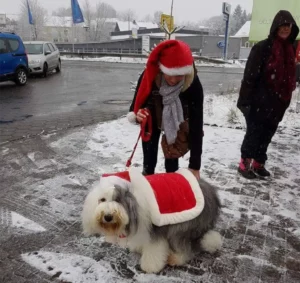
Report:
18,0,48,40
52,7,72,17
203,15,225,36
153,11,163,25
82,0,117,42
233,5,243,21
117,9,136,22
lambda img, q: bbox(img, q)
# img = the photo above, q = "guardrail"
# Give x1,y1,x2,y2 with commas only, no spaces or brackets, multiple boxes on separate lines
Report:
60,51,230,65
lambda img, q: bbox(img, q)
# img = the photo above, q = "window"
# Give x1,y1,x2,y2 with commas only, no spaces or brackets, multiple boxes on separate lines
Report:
47,43,55,52
245,41,250,48
44,43,51,53
8,39,19,52
0,38,9,54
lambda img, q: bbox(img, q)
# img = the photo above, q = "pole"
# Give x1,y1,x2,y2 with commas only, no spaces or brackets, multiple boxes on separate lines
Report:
72,22,75,52
169,0,174,39
224,17,229,61
171,0,174,17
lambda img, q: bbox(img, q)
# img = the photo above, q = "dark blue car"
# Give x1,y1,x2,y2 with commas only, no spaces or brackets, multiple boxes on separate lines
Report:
0,32,29,86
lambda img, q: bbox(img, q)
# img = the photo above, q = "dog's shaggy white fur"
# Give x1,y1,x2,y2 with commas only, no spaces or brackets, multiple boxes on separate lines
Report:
82,169,222,274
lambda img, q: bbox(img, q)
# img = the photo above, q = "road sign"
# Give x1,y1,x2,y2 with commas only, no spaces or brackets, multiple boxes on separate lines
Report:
223,14,229,21
217,41,225,49
142,35,150,54
222,2,231,15
132,27,138,39
160,13,174,32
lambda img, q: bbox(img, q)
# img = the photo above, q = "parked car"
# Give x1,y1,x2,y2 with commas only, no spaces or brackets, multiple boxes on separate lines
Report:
0,32,29,86
24,41,61,77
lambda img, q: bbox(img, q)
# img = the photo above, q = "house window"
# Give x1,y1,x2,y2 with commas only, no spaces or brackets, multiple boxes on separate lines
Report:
245,41,250,48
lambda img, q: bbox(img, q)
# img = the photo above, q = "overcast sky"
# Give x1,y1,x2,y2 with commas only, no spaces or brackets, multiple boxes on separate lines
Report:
1,0,253,22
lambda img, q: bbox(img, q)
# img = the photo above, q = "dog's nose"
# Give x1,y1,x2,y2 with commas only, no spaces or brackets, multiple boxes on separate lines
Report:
104,214,113,222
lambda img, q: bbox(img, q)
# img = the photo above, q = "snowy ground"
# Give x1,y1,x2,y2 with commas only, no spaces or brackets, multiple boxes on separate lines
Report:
1,88,300,282
61,55,246,69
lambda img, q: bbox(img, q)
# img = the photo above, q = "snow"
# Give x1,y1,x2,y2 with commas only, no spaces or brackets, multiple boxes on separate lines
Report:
61,56,245,68
234,21,251,38
11,211,46,232
15,87,300,281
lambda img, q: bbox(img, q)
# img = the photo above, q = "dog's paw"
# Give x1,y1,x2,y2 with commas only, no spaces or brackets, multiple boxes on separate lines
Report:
167,252,188,266
140,253,165,273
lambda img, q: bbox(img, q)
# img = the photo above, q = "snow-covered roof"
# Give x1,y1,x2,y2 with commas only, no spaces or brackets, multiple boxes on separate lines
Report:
0,13,19,22
234,21,251,38
116,20,158,31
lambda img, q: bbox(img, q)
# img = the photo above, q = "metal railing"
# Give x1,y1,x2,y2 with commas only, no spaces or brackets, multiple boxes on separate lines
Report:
59,50,229,64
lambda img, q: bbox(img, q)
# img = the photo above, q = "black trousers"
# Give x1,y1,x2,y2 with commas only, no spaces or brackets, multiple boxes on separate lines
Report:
142,127,178,175
241,117,279,164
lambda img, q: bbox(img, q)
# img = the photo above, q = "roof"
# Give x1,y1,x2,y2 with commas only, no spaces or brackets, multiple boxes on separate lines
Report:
23,41,51,44
234,21,251,38
116,20,158,31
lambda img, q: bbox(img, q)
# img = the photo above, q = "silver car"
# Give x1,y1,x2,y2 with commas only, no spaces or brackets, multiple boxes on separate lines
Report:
24,41,61,77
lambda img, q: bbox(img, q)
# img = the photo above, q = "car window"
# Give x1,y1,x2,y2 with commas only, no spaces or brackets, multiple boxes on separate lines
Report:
44,44,51,53
0,38,9,54
47,43,55,52
8,39,20,52
25,44,43,54
51,43,58,51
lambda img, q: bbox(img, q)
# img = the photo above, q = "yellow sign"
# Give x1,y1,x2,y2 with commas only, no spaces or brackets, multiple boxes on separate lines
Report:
160,14,174,32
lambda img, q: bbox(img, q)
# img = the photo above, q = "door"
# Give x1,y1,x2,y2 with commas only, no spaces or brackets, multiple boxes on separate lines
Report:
48,43,59,68
0,38,13,76
44,43,54,69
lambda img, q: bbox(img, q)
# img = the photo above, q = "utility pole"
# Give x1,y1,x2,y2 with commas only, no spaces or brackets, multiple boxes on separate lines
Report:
170,0,174,18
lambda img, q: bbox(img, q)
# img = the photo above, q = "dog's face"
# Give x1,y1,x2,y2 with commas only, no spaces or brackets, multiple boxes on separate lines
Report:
93,185,130,236
82,177,139,238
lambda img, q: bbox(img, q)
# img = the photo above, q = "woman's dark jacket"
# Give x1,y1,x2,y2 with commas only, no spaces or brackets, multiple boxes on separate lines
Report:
129,68,204,170
237,10,299,125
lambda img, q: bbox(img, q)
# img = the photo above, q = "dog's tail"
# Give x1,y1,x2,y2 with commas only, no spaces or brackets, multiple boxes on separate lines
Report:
200,230,222,254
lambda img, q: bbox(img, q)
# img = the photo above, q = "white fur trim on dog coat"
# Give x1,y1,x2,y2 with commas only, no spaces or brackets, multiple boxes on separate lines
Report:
129,168,205,227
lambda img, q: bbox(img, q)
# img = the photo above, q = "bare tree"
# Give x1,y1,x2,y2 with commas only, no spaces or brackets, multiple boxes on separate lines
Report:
82,1,117,42
52,7,72,17
153,11,163,25
18,0,48,40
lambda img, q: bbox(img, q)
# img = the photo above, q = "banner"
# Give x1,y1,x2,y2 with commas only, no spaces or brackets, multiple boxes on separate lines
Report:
71,0,84,24
249,0,300,41
27,0,34,25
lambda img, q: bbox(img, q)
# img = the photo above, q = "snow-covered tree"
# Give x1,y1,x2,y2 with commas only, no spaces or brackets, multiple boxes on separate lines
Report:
18,0,48,40
82,0,117,42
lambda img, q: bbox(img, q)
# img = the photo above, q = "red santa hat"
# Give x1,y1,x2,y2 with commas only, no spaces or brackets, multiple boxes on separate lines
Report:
127,40,194,123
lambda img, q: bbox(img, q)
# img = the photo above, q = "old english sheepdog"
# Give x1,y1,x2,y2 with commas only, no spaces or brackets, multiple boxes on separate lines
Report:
82,168,222,274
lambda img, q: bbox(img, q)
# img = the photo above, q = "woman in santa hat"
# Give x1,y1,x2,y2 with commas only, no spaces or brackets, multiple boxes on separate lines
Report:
127,40,204,180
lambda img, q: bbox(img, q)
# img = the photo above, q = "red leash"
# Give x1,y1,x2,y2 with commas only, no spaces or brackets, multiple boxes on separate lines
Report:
126,109,152,168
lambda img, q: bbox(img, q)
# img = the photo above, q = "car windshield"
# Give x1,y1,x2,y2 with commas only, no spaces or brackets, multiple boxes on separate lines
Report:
24,44,43,54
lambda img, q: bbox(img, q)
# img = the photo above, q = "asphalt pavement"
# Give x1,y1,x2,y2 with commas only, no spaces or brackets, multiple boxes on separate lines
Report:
0,60,243,144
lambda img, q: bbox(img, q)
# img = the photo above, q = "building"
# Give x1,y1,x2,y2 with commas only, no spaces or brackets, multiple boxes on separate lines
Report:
0,13,18,33
233,21,253,59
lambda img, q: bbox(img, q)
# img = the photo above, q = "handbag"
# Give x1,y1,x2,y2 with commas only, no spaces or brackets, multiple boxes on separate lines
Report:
161,119,190,159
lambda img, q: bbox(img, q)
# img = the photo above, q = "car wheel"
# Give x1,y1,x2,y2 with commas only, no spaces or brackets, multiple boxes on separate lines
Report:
43,63,48,78
56,60,61,73
15,68,28,86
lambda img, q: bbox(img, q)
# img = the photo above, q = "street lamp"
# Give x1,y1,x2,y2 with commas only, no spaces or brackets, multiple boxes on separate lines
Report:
83,25,90,52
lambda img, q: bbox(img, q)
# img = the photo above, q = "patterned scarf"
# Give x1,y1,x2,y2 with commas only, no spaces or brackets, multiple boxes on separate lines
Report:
265,37,296,101
159,77,184,145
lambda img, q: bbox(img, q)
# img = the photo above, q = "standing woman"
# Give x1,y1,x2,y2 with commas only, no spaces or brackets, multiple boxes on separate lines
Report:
128,40,204,180
237,10,299,179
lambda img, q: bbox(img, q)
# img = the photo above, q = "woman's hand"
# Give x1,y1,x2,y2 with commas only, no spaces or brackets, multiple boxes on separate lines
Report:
136,109,149,123
188,169,200,181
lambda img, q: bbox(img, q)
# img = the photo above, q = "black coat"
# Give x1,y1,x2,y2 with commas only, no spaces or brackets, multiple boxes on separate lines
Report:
237,10,299,125
129,70,204,170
